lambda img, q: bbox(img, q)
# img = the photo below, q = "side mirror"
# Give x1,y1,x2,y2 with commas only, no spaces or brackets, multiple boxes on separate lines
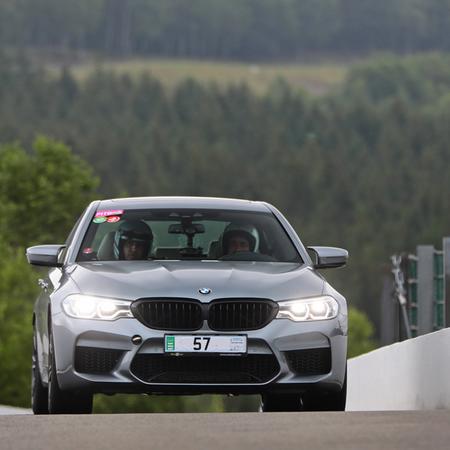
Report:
26,245,66,267
307,246,348,269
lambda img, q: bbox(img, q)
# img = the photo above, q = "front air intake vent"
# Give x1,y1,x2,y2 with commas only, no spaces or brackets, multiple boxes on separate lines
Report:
130,353,280,384
284,348,331,376
74,347,124,374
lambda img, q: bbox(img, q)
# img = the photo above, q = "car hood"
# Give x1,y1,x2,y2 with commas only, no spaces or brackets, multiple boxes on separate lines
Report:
70,261,324,302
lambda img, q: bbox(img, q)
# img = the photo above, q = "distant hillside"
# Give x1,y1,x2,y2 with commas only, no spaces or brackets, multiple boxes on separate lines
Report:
1,52,450,327
55,58,348,96
1,0,449,61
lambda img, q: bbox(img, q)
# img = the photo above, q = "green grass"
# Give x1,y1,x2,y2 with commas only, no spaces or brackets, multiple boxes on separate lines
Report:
58,57,351,96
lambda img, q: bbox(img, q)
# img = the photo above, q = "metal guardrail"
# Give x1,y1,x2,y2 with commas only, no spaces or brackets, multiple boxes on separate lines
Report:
406,254,418,337
391,255,412,339
384,237,450,344
433,250,445,330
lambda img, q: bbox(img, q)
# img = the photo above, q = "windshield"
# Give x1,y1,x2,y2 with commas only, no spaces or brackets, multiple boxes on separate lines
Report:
77,208,302,263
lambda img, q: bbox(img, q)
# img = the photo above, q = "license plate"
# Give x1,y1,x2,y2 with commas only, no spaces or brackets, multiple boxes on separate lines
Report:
164,335,247,354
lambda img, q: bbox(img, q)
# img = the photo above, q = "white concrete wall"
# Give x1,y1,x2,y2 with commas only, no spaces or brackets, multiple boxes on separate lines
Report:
0,405,31,415
347,327,450,410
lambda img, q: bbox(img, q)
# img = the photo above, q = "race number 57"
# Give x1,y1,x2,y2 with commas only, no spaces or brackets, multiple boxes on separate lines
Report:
193,336,211,350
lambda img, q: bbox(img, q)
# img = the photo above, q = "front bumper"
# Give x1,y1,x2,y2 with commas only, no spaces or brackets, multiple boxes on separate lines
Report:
52,311,347,395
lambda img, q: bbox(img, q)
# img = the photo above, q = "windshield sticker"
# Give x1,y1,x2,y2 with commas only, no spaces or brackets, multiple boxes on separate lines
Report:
93,217,107,224
106,216,121,223
82,247,94,254
95,209,124,217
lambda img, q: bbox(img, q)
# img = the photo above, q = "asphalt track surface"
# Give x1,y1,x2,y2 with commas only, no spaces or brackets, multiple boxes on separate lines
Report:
1,411,450,450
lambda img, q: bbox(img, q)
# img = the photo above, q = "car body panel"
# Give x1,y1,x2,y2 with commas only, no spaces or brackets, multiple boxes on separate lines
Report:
67,261,323,302
31,196,348,399
51,310,347,394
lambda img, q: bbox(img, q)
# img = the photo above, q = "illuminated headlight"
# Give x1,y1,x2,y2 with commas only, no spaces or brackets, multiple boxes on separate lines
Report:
276,296,339,322
62,294,133,320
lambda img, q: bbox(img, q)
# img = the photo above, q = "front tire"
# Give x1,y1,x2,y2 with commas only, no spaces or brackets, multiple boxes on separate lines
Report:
260,393,302,412
302,370,347,412
31,330,49,414
48,326,93,414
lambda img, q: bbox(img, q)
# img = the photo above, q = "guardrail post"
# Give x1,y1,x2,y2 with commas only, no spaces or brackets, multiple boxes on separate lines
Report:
407,254,418,337
443,237,450,327
380,273,399,345
434,247,444,329
416,246,434,335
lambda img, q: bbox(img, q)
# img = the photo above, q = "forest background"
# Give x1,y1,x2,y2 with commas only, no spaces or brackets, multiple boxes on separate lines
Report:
1,0,450,412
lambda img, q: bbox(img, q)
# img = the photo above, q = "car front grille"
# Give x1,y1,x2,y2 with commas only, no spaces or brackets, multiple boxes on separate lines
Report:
284,348,332,375
74,347,125,374
130,353,280,384
208,299,278,331
131,298,277,331
132,299,204,331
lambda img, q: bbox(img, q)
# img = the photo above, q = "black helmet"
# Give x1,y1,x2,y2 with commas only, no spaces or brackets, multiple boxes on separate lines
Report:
113,220,153,260
222,229,256,255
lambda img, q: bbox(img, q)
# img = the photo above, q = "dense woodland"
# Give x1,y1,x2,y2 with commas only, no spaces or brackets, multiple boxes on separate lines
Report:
1,50,450,322
0,0,450,59
1,51,449,409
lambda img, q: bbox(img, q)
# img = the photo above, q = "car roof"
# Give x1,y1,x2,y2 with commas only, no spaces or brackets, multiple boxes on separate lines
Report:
96,196,271,212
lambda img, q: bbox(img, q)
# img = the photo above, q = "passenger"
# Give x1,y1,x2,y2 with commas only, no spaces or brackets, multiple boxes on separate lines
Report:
113,220,153,260
222,229,256,255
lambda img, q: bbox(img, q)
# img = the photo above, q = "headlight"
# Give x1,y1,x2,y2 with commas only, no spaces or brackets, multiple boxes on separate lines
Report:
276,296,339,322
62,294,133,320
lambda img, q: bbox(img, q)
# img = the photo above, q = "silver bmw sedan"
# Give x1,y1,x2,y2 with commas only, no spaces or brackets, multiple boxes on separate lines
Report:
27,196,348,414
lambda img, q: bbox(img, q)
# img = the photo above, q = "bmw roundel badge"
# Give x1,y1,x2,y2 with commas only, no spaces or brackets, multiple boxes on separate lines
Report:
199,287,211,295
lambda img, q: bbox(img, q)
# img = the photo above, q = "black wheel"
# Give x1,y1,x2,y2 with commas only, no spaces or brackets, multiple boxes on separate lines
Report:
260,393,302,412
31,330,49,414
302,370,347,412
48,326,93,414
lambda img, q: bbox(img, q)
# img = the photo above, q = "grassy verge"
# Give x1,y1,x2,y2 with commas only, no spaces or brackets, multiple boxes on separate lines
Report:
49,57,351,95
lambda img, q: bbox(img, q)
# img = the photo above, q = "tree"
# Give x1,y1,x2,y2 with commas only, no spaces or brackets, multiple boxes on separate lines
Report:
348,307,377,358
0,137,98,407
0,240,37,406
103,0,132,56
0,136,99,247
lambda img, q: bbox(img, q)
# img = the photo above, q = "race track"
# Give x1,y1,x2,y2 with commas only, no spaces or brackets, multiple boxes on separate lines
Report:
1,411,449,450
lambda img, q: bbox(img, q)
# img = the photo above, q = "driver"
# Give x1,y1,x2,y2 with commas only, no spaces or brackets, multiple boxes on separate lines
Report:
113,220,153,260
222,229,256,255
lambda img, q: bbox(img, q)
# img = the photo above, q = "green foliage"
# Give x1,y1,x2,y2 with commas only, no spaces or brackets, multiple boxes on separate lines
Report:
343,53,450,105
0,240,37,407
1,0,450,59
0,137,98,407
1,52,450,328
347,307,376,358
0,136,99,246
94,394,225,414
